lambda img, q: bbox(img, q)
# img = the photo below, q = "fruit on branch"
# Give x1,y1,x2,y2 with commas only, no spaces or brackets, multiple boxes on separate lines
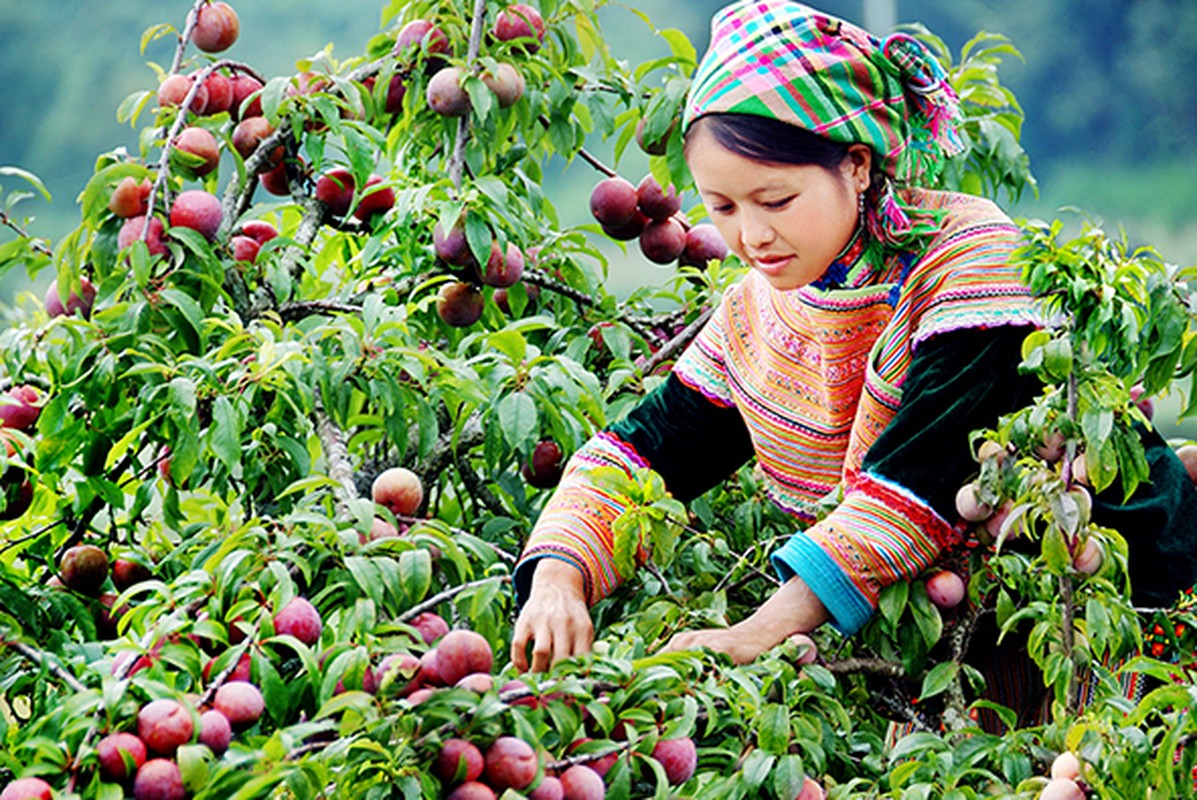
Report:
117,215,168,257
976,439,1005,464
409,611,449,645
446,783,497,800
984,500,1020,542
1050,751,1081,781
0,385,41,431
213,680,265,728
259,158,302,196
564,738,616,777
192,2,241,53
230,235,260,263
1072,535,1104,575
680,224,729,267
796,777,826,800
1039,778,1084,800
494,283,540,315
1035,430,1066,463
1176,444,1197,483
111,557,153,591
199,71,233,115
436,281,485,327
198,709,232,755
455,672,495,693
0,778,53,800
636,175,681,221
203,650,251,684
954,482,992,522
427,66,471,117
480,240,525,287
434,219,477,268
925,569,966,610
239,220,278,244
434,629,494,686
638,217,687,264
522,439,564,489
376,652,421,697
559,765,606,799
394,19,451,61
528,776,564,800
45,275,97,319
228,74,263,119
170,190,223,241
60,544,109,596
372,466,424,516
273,596,323,646
789,632,818,666
636,115,676,157
172,126,221,178
109,177,152,218
315,169,356,217
651,736,697,785
97,731,148,782
1070,452,1089,486
602,210,648,241
493,4,547,53
589,177,639,228
485,736,539,792
368,517,399,541
434,738,486,783
1130,385,1154,420
132,759,186,800
232,117,281,169
353,175,396,222
137,699,194,756
481,62,526,108
157,73,207,113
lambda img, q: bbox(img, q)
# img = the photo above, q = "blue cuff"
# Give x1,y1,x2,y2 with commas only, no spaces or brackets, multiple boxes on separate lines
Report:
771,534,875,636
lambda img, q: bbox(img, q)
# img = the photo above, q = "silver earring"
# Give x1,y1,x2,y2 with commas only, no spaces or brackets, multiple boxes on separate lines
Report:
857,192,866,216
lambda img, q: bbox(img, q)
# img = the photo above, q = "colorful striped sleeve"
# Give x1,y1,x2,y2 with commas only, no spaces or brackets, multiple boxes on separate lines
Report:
773,325,1041,634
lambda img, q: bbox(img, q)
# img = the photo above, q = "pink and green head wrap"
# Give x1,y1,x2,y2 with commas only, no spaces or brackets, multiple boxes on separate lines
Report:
684,1,966,244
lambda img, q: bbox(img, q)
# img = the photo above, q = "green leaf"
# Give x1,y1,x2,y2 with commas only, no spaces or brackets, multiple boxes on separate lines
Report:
879,580,909,627
0,166,50,200
497,391,538,450
757,703,791,755
918,661,959,701
210,396,242,473
612,511,642,579
1042,524,1072,574
397,548,432,606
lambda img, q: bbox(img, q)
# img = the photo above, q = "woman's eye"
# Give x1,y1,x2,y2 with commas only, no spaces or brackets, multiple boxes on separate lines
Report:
763,196,795,210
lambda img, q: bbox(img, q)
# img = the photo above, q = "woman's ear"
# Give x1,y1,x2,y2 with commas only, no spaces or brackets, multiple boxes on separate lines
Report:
845,144,873,192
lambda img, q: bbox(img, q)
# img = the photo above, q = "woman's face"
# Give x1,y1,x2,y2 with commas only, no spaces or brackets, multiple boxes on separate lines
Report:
686,125,870,291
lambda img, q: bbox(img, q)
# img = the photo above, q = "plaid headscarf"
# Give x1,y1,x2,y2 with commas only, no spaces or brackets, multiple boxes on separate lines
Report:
684,0,966,246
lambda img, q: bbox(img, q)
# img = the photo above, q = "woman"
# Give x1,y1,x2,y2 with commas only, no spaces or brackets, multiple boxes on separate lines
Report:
510,0,1197,680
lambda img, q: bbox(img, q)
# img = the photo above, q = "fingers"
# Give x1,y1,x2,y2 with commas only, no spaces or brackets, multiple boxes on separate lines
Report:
511,605,594,673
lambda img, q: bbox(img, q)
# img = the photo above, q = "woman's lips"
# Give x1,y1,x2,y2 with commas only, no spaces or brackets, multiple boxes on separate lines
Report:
751,253,793,275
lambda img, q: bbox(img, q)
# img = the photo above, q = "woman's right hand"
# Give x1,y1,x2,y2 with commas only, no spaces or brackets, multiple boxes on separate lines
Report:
510,558,594,673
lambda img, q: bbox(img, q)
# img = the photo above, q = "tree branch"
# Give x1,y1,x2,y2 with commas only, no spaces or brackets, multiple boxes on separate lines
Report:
314,391,359,520
9,641,88,693
396,575,511,623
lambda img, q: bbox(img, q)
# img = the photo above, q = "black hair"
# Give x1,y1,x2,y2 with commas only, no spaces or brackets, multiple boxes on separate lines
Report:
684,113,850,171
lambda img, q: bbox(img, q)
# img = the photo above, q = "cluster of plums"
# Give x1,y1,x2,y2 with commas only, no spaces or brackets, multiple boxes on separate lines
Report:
588,174,728,269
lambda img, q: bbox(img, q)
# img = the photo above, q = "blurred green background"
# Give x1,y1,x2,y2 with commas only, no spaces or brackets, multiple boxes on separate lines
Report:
2,0,1195,427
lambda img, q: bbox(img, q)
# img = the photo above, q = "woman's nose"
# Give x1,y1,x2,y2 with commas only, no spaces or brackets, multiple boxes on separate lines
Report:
740,211,775,250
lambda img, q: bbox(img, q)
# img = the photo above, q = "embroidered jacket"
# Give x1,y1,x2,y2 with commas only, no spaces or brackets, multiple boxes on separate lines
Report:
514,189,1197,633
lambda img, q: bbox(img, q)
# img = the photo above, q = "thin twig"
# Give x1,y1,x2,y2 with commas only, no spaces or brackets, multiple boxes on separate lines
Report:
10,641,88,693
448,0,489,189
638,306,714,377
396,574,511,623
0,212,53,258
